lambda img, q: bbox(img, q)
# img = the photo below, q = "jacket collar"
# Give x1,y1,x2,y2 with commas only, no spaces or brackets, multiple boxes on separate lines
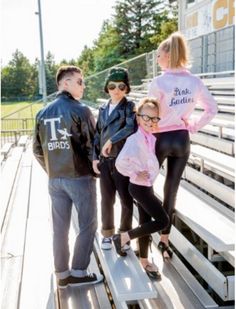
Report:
163,68,190,74
56,90,77,101
138,126,156,152
102,97,127,126
101,96,127,109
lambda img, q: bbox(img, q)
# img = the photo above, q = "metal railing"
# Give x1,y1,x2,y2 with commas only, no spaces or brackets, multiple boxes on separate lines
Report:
1,129,33,146
1,93,57,147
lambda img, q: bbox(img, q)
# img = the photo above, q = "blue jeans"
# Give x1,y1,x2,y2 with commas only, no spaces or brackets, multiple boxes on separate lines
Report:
48,176,97,279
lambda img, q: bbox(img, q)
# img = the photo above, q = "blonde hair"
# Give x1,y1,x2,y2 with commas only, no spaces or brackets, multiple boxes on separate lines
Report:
136,97,160,115
159,32,190,69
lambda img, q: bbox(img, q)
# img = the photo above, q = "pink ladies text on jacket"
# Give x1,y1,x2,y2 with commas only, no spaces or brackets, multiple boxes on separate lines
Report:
115,127,159,187
148,69,218,133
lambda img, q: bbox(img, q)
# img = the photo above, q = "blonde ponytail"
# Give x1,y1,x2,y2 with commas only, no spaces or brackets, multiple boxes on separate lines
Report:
159,32,190,69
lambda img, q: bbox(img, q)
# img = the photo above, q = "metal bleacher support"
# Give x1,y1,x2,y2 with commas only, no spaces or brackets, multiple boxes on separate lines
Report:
17,135,29,150
190,132,234,155
152,172,235,301
190,144,235,179
0,142,13,160
0,146,24,230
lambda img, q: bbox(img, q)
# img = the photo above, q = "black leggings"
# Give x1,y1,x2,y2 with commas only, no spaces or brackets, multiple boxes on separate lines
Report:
154,129,190,234
128,184,169,258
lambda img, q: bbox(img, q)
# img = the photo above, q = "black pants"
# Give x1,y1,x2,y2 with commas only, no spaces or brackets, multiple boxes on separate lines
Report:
154,129,190,235
99,158,133,237
128,184,169,258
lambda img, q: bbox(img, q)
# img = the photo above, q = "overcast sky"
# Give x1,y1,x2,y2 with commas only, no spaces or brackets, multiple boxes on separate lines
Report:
1,0,116,65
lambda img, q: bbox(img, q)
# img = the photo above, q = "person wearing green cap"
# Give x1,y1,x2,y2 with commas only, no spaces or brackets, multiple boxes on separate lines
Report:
93,67,137,250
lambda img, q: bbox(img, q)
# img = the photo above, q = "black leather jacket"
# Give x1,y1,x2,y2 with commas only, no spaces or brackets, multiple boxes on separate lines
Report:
33,91,96,178
93,97,137,160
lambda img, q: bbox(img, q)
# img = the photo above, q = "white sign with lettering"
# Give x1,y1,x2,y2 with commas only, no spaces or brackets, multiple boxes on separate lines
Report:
184,0,235,39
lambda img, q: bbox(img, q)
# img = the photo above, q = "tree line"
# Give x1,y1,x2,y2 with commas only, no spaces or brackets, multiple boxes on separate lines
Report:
1,0,177,101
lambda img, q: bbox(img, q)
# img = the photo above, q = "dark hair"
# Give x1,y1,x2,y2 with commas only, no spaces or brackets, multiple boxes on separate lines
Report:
104,67,131,94
56,65,82,86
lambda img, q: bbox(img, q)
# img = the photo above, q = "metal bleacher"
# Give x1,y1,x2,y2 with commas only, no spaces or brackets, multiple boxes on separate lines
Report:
1,147,212,309
0,73,235,309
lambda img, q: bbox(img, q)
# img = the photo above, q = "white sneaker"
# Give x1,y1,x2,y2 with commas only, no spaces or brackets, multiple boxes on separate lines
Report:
101,237,112,250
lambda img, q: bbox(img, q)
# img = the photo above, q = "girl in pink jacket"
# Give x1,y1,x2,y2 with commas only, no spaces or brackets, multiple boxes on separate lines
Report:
148,32,218,260
115,98,169,280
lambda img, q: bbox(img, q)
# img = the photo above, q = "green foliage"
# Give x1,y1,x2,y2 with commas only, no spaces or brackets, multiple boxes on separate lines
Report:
150,2,178,46
150,19,178,46
113,0,177,56
1,50,38,100
76,45,95,76
114,0,161,56
78,0,178,74
45,51,58,95
1,1,178,102
93,21,123,71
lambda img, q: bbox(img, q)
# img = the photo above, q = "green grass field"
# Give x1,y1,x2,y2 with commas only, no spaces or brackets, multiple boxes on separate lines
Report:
1,101,44,118
1,101,44,131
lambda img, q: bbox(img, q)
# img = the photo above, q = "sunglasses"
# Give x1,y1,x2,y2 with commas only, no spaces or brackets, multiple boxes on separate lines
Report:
66,78,85,86
107,82,126,91
137,114,161,123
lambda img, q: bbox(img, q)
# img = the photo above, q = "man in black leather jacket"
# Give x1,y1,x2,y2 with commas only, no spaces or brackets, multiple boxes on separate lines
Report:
33,65,103,289
92,67,136,253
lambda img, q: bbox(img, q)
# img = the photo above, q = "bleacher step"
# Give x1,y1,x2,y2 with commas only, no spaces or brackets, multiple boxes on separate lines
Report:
1,142,13,159
154,174,234,252
58,206,112,309
183,166,234,207
190,144,235,173
0,148,32,309
190,133,234,155
0,147,24,230
200,124,234,141
18,135,28,149
58,253,111,309
18,157,56,309
168,226,234,302
94,232,157,303
188,155,234,182
132,208,217,309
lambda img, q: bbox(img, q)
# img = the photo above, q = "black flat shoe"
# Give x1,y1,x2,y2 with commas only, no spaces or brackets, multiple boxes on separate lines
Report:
145,265,162,280
158,241,173,261
112,234,127,257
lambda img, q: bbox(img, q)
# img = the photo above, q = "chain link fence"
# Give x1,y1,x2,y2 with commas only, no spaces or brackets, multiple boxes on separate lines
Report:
1,93,57,146
1,50,157,144
1,28,235,146
83,51,156,107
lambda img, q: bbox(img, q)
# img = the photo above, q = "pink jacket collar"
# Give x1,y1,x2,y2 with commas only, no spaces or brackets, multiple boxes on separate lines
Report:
138,126,156,152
